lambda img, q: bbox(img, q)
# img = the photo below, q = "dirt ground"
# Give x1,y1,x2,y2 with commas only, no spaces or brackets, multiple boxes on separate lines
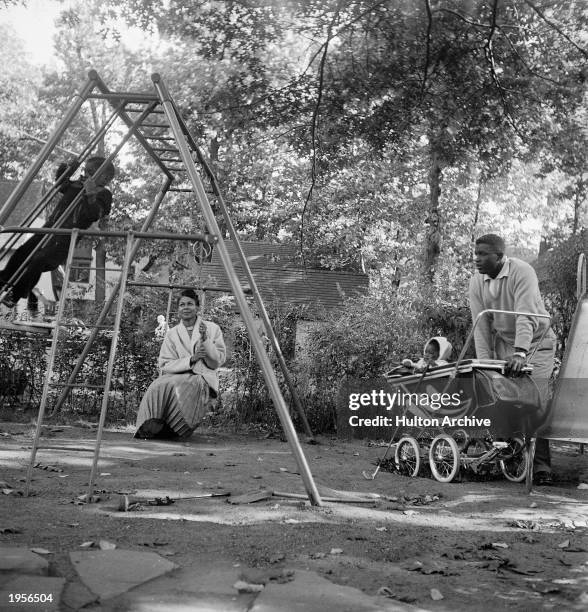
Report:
0,421,587,611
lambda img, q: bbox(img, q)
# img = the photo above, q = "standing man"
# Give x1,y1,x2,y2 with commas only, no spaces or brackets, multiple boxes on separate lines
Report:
469,233,556,485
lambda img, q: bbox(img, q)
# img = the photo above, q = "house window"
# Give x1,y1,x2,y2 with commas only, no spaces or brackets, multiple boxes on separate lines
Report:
70,245,92,284
71,256,92,283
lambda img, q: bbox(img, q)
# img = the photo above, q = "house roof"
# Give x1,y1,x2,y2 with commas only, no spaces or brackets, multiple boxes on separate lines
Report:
209,240,299,268
0,181,46,226
199,242,369,318
0,181,46,248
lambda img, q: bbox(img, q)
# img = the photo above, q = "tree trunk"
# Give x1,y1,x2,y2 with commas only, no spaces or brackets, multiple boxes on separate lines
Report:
209,135,228,239
470,173,482,258
572,179,584,234
93,108,107,304
423,147,442,282
95,237,107,303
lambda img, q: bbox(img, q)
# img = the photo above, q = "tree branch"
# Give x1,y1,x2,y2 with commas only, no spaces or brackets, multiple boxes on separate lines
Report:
484,0,524,139
523,0,588,59
420,0,433,98
248,124,307,148
301,0,390,77
300,10,335,268
197,1,401,124
434,7,521,30
501,30,567,87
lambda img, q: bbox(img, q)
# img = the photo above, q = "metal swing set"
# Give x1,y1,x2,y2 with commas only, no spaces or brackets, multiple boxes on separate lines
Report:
0,71,322,506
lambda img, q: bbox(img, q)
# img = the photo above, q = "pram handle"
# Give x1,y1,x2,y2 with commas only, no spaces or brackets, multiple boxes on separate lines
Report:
450,308,552,381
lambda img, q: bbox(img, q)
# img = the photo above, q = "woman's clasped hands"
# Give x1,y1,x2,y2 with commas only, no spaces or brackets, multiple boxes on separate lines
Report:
190,323,209,367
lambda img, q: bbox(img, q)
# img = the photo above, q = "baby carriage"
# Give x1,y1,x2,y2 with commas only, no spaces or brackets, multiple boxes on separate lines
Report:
363,309,551,490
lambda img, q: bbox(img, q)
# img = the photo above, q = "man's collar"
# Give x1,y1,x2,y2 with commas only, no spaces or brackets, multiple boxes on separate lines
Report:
484,256,510,281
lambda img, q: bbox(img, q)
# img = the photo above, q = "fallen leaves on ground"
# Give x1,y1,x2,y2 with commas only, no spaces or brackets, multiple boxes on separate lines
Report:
376,587,418,603
148,496,175,506
430,588,444,600
401,558,459,576
508,519,539,529
34,463,63,472
73,494,101,504
78,540,117,550
480,541,509,550
310,552,326,559
233,580,264,593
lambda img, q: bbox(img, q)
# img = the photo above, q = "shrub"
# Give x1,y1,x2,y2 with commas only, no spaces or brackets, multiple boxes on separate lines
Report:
535,230,587,355
294,282,471,433
1,279,474,435
0,327,46,409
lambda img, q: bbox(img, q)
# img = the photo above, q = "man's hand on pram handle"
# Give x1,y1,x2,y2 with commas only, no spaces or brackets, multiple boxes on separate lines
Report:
505,348,528,376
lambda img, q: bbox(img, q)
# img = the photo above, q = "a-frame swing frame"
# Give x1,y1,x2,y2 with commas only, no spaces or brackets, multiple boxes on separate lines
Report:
0,70,322,506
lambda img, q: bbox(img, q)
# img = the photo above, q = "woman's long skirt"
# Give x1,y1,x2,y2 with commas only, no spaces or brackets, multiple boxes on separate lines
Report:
135,372,211,438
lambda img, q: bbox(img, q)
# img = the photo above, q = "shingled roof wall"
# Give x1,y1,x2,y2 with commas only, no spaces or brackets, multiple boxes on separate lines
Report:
200,241,369,319
0,181,46,225
0,181,46,248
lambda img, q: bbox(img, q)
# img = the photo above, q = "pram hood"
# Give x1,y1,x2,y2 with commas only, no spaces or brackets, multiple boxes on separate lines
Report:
424,336,452,361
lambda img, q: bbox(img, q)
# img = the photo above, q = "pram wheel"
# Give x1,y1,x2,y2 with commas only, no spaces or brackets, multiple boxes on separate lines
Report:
394,436,421,477
429,434,460,483
499,437,528,483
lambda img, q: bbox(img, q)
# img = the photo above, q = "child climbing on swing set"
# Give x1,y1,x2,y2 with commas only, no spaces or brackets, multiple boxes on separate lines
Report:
0,156,115,309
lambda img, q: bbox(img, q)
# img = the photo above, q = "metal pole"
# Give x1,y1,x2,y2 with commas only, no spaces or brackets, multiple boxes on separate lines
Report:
152,73,322,506
19,132,78,157
452,308,551,371
127,281,241,293
88,70,173,179
25,230,80,496
165,287,173,327
52,177,172,413
86,232,135,499
1,226,214,243
0,75,97,225
0,104,161,302
168,98,314,439
4,97,125,236
0,120,110,261
208,177,313,438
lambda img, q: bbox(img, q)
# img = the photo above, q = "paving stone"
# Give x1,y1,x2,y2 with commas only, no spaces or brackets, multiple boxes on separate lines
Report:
239,567,271,585
250,569,428,612
61,580,99,610
0,547,49,575
97,561,257,611
69,549,178,601
0,575,65,611
117,561,242,596
98,591,253,611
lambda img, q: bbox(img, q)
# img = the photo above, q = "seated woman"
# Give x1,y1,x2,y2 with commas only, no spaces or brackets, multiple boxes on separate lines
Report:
135,288,226,439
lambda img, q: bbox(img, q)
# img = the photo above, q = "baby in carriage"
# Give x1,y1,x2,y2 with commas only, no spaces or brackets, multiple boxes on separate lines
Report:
402,337,452,373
